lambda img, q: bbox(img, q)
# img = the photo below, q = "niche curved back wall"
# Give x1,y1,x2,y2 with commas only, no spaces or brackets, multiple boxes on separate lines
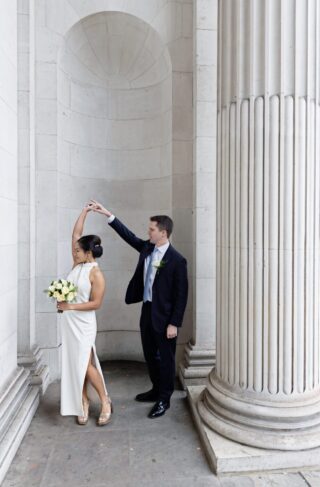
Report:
57,12,172,360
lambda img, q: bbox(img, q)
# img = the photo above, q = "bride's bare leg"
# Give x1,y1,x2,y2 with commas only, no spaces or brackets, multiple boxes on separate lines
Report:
82,378,89,403
78,371,90,425
85,352,110,414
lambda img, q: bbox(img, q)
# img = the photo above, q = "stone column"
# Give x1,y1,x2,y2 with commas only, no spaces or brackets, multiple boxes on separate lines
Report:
179,0,217,388
198,0,320,450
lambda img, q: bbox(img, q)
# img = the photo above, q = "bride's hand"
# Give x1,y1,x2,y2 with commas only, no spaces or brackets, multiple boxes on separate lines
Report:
83,202,94,213
90,200,112,217
57,301,71,311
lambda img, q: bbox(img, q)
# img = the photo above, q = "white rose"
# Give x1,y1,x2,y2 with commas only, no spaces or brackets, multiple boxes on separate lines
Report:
56,283,62,290
67,292,75,302
61,279,67,286
56,295,64,302
61,286,69,295
53,280,58,287
152,260,161,268
53,291,60,298
48,285,55,292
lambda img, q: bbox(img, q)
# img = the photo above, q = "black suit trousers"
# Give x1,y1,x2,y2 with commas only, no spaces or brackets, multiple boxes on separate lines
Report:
140,302,176,402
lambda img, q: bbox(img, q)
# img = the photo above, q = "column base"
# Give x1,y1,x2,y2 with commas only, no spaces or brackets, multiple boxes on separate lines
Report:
178,342,216,389
0,367,40,484
18,345,50,394
187,385,320,474
199,372,320,451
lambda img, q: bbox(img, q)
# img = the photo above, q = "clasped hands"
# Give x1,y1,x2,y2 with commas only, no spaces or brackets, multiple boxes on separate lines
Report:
82,200,111,217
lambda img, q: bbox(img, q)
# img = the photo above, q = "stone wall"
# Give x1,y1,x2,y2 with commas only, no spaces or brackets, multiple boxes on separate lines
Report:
0,0,18,392
0,3,40,483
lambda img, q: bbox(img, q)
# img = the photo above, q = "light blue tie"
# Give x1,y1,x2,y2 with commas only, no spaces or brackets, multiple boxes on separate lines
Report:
143,250,157,302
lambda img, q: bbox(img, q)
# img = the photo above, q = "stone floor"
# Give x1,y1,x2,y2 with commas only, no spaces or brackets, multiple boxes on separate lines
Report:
2,362,320,487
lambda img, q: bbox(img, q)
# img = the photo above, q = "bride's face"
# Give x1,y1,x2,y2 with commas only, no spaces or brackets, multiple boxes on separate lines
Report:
74,243,88,264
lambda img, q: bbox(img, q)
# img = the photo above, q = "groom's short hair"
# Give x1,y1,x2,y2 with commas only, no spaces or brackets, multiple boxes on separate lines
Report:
150,215,173,238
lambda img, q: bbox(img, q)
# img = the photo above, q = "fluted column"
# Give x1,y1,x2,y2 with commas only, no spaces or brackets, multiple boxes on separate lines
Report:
198,0,320,450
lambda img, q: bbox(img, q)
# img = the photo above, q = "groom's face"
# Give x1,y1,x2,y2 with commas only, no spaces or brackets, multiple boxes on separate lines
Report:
148,221,166,244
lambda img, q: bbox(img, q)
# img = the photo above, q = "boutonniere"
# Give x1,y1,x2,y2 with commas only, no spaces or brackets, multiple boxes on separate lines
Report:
152,259,167,274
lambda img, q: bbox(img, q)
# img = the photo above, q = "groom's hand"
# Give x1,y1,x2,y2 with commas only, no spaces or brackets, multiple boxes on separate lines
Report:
167,324,178,339
90,200,112,217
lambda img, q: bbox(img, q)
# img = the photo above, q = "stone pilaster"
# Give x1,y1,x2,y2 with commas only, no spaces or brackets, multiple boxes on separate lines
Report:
18,346,50,394
17,0,49,392
179,0,217,389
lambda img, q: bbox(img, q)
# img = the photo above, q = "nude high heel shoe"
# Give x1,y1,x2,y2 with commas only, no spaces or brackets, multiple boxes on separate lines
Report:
97,396,113,426
77,399,89,425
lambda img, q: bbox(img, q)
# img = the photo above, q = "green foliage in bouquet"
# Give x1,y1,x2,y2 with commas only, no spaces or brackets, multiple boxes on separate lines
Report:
44,279,78,312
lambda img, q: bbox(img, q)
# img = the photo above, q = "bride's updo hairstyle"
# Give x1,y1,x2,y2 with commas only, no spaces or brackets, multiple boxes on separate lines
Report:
78,235,103,259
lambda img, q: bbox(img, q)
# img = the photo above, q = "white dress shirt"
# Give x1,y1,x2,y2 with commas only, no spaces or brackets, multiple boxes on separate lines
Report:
107,214,169,302
144,241,169,283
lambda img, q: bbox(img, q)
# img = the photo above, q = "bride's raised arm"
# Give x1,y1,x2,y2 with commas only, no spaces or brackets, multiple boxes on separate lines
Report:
72,205,92,264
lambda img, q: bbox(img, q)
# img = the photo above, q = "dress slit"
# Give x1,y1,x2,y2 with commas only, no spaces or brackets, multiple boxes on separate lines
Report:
78,345,108,415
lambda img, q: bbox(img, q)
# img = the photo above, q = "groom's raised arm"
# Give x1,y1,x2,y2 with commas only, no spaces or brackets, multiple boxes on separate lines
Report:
89,200,146,253
108,216,146,253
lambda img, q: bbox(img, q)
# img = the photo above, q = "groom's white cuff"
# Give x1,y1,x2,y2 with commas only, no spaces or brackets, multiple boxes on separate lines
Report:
107,214,115,224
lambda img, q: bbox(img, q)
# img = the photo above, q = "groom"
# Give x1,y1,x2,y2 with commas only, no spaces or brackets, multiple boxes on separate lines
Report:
91,200,188,418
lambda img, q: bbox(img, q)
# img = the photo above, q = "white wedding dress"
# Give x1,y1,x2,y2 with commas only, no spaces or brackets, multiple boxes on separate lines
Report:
60,262,107,416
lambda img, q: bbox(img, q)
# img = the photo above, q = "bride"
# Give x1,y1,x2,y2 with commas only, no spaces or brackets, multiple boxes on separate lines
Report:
57,204,112,426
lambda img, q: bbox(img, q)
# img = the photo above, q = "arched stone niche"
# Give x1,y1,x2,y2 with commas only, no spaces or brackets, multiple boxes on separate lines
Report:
57,12,172,360
35,1,193,378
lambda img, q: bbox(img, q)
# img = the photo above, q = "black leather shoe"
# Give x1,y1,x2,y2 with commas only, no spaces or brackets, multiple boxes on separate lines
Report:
148,400,170,419
135,390,159,402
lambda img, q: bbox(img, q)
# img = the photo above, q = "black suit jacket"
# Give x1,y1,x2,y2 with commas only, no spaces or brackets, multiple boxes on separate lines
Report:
109,217,188,333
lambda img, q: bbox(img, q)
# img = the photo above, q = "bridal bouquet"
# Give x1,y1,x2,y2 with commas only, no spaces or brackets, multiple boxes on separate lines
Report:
44,279,77,313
